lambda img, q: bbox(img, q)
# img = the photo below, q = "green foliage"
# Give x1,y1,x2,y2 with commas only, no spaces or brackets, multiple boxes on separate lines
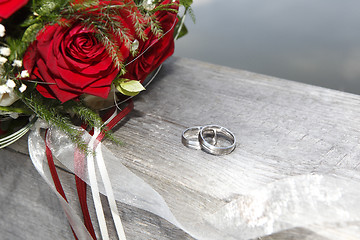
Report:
0,105,32,115
94,31,125,70
152,3,179,13
179,0,193,8
32,0,69,15
22,23,43,43
114,78,146,96
62,99,123,146
19,90,88,150
149,17,163,38
186,6,196,23
174,16,188,39
62,100,102,127
15,87,121,150
4,37,26,62
130,12,149,41
20,0,71,43
67,0,99,12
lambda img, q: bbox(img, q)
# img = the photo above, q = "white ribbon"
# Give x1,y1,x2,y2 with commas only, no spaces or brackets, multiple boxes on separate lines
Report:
89,126,127,240
95,140,127,240
87,127,109,240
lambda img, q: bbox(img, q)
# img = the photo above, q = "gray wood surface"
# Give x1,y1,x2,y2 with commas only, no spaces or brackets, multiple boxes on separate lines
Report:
2,57,360,239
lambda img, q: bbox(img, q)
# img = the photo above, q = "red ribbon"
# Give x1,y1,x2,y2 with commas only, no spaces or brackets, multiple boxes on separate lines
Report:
45,100,134,239
45,129,79,240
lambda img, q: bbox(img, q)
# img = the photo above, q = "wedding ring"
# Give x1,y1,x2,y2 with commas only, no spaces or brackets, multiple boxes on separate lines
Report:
199,125,236,155
182,126,217,149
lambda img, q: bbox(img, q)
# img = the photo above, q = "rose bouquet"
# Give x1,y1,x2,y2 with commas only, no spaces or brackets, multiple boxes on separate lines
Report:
0,0,194,239
0,0,193,148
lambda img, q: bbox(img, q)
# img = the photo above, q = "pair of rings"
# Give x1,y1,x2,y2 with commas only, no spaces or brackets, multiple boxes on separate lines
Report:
182,125,236,155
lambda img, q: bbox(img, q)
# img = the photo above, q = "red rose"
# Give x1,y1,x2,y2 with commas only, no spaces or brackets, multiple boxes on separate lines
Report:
23,23,127,102
0,0,28,21
123,0,179,82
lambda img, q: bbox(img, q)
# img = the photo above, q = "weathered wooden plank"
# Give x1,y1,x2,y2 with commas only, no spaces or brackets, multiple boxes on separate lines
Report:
103,57,360,239
2,56,360,239
0,149,73,240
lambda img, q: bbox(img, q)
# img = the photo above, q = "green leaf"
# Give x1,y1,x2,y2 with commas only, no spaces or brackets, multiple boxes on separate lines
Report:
115,79,146,96
180,0,193,8
22,23,43,43
187,6,196,23
21,16,40,27
174,19,188,39
34,1,58,15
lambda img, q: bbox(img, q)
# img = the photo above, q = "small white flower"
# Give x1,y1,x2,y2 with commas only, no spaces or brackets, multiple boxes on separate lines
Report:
0,47,10,57
12,60,22,68
142,0,156,11
0,24,5,38
6,79,16,89
0,56,7,65
19,84,27,93
0,84,9,94
0,83,18,106
20,70,30,78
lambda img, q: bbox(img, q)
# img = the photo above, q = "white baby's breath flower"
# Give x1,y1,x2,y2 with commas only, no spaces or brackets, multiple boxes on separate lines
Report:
0,84,8,94
0,24,5,38
12,60,22,68
143,0,156,10
6,79,16,89
0,83,18,106
20,70,30,78
0,47,10,57
19,84,27,93
0,56,7,65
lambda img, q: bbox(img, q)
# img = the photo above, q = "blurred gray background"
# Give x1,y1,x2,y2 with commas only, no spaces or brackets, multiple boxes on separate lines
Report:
174,0,360,95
